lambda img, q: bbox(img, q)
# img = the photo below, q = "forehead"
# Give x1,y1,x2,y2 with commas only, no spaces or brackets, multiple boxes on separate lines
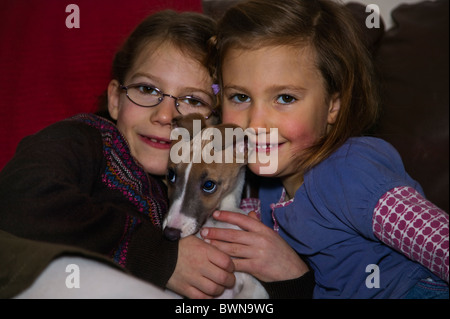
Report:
222,44,321,84
126,41,212,86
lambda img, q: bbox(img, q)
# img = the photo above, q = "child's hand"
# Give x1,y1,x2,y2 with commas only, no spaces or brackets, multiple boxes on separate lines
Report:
166,235,236,299
200,210,309,283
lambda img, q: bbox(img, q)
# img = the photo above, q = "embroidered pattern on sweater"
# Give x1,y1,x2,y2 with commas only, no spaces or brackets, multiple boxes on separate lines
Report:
373,186,449,283
71,114,168,227
70,114,168,265
111,215,141,267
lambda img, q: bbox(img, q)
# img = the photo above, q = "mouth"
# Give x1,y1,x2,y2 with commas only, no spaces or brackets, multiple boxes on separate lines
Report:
250,142,284,153
139,134,171,150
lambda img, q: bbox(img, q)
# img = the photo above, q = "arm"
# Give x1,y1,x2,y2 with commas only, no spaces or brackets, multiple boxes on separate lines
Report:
200,210,314,298
0,120,234,297
373,186,449,283
0,121,178,287
167,235,236,299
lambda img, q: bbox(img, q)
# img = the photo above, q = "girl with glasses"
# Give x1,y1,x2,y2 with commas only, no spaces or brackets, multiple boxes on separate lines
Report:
0,10,228,299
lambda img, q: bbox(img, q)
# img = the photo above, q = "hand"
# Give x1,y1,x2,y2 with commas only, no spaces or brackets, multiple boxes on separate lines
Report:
166,235,236,299
200,210,309,283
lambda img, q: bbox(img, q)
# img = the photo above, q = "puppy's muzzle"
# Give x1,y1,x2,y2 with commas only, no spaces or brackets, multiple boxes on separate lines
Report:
164,227,181,241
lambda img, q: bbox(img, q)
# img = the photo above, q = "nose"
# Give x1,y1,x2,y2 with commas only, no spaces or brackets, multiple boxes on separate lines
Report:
151,97,179,126
248,103,270,132
163,227,181,241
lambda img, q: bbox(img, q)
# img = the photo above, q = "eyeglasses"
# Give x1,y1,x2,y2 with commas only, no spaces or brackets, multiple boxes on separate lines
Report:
120,84,217,119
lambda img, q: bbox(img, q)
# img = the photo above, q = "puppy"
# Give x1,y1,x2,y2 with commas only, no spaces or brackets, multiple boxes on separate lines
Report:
163,113,268,299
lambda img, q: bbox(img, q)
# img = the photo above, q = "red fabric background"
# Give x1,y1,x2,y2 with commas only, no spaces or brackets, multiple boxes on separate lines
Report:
0,0,202,169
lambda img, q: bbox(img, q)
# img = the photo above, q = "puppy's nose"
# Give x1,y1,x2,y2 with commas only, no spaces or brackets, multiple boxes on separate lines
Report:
164,227,181,241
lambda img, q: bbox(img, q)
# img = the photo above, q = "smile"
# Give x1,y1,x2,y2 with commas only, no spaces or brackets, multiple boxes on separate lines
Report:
252,143,283,153
140,135,171,149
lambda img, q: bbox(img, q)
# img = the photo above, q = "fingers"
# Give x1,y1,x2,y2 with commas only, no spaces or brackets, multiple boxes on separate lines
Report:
167,236,236,299
206,241,236,273
209,210,264,232
206,235,256,260
201,227,254,246
248,211,259,220
200,210,265,259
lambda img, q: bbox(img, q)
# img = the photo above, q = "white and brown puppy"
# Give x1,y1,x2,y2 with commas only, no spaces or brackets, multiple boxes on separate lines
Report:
163,113,268,299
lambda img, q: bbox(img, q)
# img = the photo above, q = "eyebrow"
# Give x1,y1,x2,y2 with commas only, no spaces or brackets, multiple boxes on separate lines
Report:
222,85,248,93
223,84,307,94
129,72,214,98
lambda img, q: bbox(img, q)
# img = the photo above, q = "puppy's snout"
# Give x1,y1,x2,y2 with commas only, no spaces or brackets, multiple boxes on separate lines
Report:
164,227,181,241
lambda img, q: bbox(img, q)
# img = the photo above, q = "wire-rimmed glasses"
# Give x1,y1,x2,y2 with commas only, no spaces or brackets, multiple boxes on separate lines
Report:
120,84,216,119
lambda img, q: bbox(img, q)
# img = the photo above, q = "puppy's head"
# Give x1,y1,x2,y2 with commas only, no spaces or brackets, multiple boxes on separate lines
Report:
162,114,247,240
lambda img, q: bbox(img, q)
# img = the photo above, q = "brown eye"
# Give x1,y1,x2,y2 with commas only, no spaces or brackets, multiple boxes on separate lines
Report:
230,94,250,103
276,94,296,104
137,85,158,95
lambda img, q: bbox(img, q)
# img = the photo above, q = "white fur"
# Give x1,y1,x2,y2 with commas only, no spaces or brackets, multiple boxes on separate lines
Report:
163,163,199,237
167,165,268,299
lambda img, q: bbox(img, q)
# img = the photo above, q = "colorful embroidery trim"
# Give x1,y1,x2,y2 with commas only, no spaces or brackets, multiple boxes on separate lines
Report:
71,114,167,229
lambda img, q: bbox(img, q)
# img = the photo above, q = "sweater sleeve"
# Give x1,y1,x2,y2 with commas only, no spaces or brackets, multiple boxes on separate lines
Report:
261,269,315,299
373,186,449,283
0,120,178,288
307,137,424,240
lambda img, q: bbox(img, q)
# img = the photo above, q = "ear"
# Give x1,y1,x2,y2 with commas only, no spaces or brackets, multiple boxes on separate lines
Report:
107,79,121,121
234,135,248,164
171,113,206,139
327,93,341,125
213,124,248,164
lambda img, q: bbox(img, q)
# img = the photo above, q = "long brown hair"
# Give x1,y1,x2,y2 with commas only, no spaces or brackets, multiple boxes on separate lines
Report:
97,10,218,118
215,0,379,174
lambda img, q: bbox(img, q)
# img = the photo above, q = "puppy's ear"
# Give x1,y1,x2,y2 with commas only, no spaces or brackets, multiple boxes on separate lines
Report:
234,134,248,164
213,124,248,164
171,113,206,140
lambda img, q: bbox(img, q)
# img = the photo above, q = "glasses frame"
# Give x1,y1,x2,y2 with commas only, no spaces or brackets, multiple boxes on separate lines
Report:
119,84,217,119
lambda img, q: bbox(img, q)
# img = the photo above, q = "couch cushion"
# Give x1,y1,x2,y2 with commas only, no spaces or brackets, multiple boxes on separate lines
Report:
374,0,449,212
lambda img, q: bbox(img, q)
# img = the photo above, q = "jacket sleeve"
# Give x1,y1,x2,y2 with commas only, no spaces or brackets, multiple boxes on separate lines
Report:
0,120,178,288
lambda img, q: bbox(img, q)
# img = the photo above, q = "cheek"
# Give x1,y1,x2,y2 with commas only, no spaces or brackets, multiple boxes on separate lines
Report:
283,120,322,150
114,101,136,131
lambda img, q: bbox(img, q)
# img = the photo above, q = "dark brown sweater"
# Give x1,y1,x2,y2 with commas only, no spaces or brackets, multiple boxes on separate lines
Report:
0,113,314,298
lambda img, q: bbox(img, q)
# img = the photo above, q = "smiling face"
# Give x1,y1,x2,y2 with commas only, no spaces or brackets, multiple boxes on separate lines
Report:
221,45,340,196
107,41,214,176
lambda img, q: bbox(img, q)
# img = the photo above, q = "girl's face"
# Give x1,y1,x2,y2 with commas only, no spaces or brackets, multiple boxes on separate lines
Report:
108,41,214,176
221,45,340,194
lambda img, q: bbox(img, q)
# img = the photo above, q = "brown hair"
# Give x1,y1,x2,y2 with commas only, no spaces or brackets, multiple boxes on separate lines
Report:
97,10,217,118
215,0,379,174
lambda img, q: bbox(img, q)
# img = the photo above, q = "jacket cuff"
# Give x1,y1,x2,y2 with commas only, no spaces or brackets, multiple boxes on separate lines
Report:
260,270,315,299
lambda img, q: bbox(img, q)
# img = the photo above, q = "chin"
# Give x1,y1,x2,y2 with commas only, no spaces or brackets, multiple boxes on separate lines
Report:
147,167,167,176
248,162,280,177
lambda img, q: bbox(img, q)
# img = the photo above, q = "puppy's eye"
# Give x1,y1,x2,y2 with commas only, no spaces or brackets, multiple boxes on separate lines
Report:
167,168,176,183
202,180,216,194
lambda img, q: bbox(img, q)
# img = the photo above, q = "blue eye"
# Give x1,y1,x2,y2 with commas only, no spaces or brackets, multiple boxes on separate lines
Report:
202,180,217,194
276,94,296,104
167,168,176,183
